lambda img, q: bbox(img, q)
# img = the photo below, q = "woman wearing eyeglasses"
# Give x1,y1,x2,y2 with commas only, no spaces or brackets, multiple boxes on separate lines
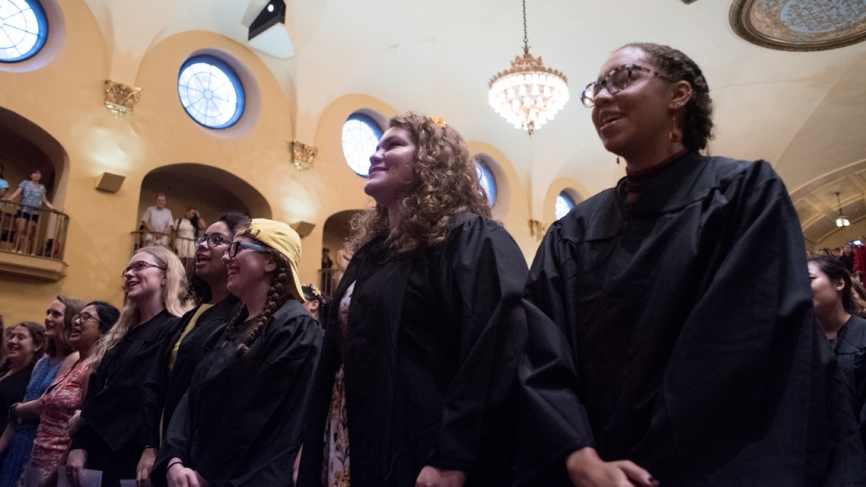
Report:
518,43,828,487
0,296,83,487
66,247,188,487
26,302,120,487
137,212,248,487
154,219,322,487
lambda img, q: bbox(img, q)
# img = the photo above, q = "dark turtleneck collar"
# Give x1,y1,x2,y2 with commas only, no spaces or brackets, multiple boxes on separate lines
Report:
623,148,691,213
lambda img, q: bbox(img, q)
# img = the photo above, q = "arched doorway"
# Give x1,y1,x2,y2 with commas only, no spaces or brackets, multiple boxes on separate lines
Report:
320,209,362,297
135,163,271,258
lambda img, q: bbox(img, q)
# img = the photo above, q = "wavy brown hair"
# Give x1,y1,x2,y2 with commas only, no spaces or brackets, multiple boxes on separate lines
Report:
225,231,294,358
349,113,491,253
45,295,85,358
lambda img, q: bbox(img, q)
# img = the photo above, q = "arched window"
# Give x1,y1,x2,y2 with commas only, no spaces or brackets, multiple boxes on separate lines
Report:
555,191,575,220
177,55,245,129
342,114,382,177
476,159,497,208
0,0,48,63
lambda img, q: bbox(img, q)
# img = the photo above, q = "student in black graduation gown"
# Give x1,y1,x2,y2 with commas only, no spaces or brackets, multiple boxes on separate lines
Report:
138,212,249,487
808,255,866,482
155,218,323,487
66,246,188,487
517,43,829,487
297,113,528,487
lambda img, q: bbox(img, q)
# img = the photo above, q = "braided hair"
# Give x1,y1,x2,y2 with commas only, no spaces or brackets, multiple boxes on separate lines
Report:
226,245,293,358
621,42,714,152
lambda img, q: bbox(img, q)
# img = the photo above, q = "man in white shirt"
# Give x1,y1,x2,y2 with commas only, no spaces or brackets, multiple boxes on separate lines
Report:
141,193,174,247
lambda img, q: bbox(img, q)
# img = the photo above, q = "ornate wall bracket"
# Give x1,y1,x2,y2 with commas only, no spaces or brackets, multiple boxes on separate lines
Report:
730,0,866,51
104,80,142,117
529,219,547,241
290,140,318,171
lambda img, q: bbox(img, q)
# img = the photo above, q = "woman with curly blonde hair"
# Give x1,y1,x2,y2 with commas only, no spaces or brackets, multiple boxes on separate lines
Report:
67,246,188,487
298,113,528,487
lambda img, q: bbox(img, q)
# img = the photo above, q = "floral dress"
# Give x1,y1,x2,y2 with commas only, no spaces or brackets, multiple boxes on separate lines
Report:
30,357,93,470
322,282,353,487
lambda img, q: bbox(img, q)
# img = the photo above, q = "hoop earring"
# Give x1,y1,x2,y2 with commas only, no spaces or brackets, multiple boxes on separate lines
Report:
669,115,683,143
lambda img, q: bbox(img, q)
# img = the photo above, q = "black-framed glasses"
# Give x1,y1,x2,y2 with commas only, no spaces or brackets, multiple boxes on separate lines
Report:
73,312,101,325
579,64,673,108
195,233,230,248
226,241,269,259
122,261,166,276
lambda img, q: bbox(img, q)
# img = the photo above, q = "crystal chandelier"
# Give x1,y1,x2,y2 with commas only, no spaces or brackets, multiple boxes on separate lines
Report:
836,192,850,227
488,0,569,136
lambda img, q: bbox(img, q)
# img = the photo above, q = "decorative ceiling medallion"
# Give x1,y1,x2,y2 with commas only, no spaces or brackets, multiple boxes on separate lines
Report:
731,0,866,51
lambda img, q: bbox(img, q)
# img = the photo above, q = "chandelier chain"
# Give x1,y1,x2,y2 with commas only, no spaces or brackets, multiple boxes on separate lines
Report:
523,0,529,53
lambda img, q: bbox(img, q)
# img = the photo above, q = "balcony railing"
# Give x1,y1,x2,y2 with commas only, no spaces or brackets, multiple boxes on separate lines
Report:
130,230,196,261
0,201,70,281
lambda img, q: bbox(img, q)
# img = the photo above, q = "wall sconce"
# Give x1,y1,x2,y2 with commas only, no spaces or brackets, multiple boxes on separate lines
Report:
529,219,547,241
104,80,142,117
290,141,318,171
95,172,126,193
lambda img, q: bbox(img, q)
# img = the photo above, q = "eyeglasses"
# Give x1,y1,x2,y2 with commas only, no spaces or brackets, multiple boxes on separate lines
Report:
579,64,673,108
122,261,166,276
73,312,101,325
226,241,270,259
195,233,229,248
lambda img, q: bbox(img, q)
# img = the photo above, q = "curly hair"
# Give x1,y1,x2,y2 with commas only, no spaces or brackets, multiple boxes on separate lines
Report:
187,211,251,306
620,42,714,152
225,233,294,358
90,246,191,372
1,321,46,372
45,295,85,358
349,113,491,253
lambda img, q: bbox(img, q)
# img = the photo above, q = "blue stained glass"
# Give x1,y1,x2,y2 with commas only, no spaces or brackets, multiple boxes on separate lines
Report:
342,114,382,177
177,55,245,129
0,0,48,63
555,191,575,220
476,160,497,208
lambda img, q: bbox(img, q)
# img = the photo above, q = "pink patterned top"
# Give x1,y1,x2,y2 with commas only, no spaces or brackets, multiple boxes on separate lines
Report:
29,357,92,469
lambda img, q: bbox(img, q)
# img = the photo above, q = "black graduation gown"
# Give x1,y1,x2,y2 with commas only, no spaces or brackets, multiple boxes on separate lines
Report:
0,363,34,433
154,299,323,487
142,295,241,449
518,153,828,487
297,212,528,487
70,310,181,486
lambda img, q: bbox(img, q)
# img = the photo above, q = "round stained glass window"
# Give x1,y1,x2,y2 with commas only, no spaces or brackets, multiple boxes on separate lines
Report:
556,191,575,220
342,114,382,177
476,159,497,208
0,0,48,63
177,55,245,129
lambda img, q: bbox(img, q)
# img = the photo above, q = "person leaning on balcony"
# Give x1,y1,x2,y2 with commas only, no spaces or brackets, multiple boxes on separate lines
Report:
1,169,55,254
141,193,174,248
0,164,9,209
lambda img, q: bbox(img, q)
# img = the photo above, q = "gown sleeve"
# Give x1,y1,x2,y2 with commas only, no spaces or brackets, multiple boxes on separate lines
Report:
425,216,529,473
517,221,595,486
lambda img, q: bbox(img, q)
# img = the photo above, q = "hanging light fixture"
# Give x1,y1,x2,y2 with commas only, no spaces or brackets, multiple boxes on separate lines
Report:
488,0,569,136
836,192,850,227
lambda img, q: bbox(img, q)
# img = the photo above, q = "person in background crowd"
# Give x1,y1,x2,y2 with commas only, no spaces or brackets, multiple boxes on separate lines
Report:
155,219,322,487
321,248,334,296
518,42,829,487
0,316,5,364
0,323,45,436
0,296,84,487
841,244,855,274
174,208,206,268
0,164,9,209
138,212,248,487
302,284,326,322
833,247,844,259
141,194,174,248
66,247,187,487
29,301,120,487
2,169,55,254
298,113,527,487
808,255,866,484
853,237,866,282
